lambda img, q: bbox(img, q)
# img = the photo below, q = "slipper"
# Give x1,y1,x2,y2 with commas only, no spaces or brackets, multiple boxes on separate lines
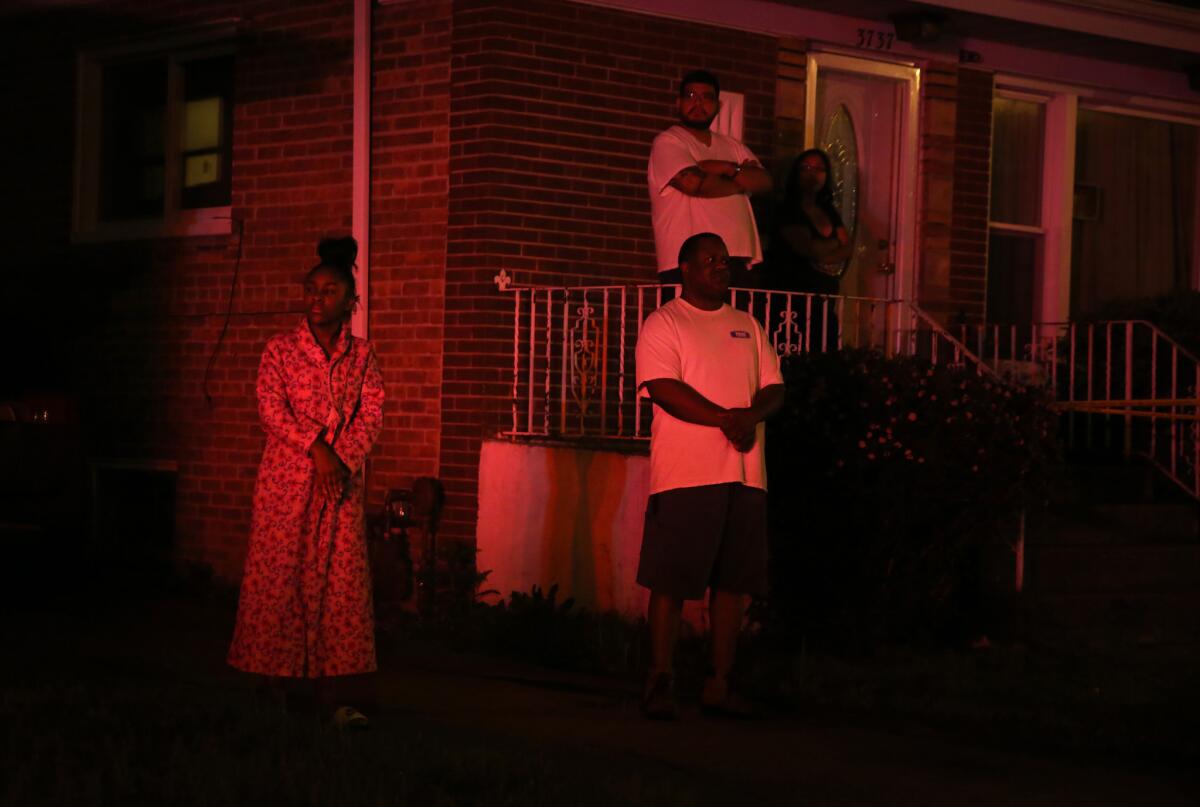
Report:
332,705,370,730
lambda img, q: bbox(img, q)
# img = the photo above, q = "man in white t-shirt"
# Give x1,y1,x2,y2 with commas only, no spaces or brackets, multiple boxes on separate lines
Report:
635,232,785,720
648,70,772,286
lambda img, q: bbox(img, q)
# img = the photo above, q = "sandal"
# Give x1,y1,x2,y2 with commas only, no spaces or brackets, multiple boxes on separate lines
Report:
332,705,370,729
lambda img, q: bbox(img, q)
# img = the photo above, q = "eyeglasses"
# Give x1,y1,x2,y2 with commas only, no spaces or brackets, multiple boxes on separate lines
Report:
683,89,717,103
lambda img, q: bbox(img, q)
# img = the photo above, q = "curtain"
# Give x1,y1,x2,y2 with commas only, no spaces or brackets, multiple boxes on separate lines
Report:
991,98,1043,227
1071,110,1197,316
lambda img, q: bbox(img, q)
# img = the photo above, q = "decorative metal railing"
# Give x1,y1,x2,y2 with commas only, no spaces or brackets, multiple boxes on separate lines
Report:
953,320,1200,499
498,277,991,442
500,277,1200,497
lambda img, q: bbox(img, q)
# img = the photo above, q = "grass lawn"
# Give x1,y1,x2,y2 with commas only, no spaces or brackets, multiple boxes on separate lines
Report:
4,576,1199,806
4,674,734,806
3,589,739,807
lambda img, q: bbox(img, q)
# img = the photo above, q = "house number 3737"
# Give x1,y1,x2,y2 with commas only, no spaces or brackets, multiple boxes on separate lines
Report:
856,28,894,50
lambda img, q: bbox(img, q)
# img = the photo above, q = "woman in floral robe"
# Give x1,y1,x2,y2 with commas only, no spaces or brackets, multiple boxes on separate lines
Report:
228,237,384,722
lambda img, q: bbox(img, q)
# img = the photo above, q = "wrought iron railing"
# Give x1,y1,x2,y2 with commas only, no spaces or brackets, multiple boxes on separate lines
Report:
499,277,1200,497
953,320,1200,499
499,277,990,442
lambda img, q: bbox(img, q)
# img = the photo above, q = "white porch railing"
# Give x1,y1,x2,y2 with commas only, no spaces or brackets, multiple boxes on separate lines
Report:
499,279,991,442
499,278,1200,496
953,320,1200,499
500,279,1200,497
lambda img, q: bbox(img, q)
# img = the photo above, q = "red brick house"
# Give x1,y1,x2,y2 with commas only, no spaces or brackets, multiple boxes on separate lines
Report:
5,0,1198,594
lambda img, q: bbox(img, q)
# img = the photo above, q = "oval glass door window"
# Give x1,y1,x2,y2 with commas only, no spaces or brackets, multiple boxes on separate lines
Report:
821,103,858,280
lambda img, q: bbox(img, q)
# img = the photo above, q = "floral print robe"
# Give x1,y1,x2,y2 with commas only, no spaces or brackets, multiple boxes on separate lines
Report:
228,320,385,678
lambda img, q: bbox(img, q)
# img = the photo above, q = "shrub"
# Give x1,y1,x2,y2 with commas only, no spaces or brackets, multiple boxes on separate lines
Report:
462,584,647,675
1086,290,1200,357
760,349,1059,650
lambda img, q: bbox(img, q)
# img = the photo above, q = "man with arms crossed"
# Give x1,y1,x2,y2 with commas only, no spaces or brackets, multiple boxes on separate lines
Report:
635,232,785,719
648,70,772,285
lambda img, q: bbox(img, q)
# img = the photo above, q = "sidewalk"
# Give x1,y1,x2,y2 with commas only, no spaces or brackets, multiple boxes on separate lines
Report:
378,641,1195,807
8,594,1198,807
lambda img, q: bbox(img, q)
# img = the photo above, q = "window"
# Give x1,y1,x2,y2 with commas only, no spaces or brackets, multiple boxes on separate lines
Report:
989,75,1200,324
75,38,233,240
1070,108,1198,316
987,96,1046,324
180,56,234,211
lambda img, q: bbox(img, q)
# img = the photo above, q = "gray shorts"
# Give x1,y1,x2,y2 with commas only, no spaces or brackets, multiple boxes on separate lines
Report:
636,483,768,600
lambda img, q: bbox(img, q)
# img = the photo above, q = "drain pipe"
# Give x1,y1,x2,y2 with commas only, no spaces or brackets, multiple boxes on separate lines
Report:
351,0,371,338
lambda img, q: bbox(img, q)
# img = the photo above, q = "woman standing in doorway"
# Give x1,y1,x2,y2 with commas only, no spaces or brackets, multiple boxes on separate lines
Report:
766,149,853,350
228,236,385,728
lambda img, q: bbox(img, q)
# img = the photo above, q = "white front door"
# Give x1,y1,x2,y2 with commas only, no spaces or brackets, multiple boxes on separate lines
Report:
806,53,920,303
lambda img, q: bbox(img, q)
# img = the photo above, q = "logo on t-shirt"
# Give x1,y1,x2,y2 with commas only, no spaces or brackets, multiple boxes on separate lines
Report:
730,330,751,339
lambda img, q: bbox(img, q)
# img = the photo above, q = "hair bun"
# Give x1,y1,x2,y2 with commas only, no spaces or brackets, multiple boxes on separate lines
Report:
317,236,358,271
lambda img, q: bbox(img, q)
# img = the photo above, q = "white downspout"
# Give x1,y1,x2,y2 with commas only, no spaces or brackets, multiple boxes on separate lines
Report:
351,0,371,338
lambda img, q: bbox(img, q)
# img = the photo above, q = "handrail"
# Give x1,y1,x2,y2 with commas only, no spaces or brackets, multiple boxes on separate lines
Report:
1076,319,1200,366
904,303,1002,382
499,280,1199,500
953,317,1200,500
499,280,1012,442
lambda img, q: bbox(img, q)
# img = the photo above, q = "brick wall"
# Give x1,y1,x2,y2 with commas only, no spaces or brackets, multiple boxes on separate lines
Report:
919,63,995,323
774,39,807,177
917,61,958,319
441,0,777,541
950,68,994,323
8,0,1003,575
171,0,359,577
368,0,452,501
5,0,451,580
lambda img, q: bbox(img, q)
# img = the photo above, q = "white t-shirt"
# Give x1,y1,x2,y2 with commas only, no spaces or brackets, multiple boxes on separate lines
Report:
635,298,784,495
648,125,763,273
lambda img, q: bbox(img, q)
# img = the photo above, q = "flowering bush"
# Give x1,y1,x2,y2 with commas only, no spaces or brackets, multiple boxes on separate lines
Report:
1087,290,1200,357
761,349,1059,649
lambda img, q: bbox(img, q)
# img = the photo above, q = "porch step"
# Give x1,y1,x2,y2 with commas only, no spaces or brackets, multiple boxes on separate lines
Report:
1028,544,1200,592
1024,590,1200,647
1033,503,1199,545
1050,457,1187,507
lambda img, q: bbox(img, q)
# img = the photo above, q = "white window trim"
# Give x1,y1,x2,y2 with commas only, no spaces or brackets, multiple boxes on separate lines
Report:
993,75,1200,321
72,24,237,243
990,88,1050,233
991,87,1069,323
713,90,744,142
989,222,1045,236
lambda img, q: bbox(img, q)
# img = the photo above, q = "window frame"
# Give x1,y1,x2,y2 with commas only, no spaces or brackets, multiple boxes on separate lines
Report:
1072,101,1200,309
986,90,1050,324
988,90,1048,235
991,75,1200,322
73,26,236,242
